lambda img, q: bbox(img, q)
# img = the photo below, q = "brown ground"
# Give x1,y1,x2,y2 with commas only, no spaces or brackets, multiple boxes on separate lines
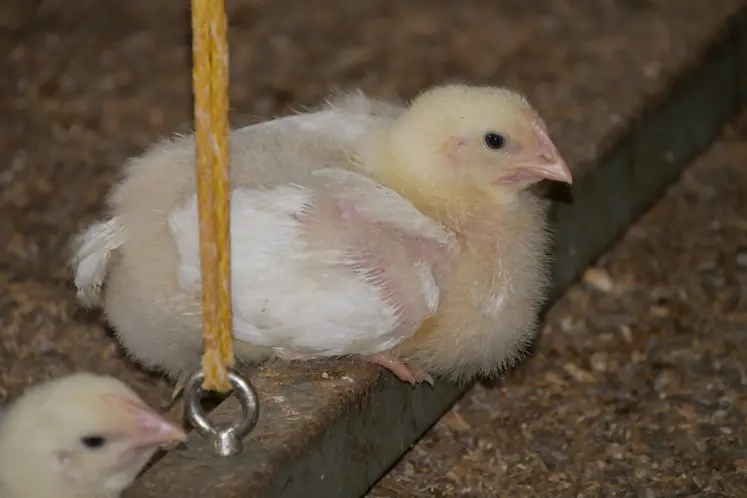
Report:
368,119,747,496
1,0,745,496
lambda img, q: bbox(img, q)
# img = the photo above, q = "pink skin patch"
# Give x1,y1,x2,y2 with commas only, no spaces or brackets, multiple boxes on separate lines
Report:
335,200,361,224
329,199,443,328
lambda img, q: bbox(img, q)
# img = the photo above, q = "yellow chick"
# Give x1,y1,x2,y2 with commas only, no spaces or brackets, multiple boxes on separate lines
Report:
0,373,186,498
71,84,570,391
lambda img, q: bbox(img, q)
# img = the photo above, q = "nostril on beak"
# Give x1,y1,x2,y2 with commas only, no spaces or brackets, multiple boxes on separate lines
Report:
540,151,555,163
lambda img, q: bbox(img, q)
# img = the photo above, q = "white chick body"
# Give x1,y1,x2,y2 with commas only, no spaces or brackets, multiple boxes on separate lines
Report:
0,373,185,498
72,85,572,386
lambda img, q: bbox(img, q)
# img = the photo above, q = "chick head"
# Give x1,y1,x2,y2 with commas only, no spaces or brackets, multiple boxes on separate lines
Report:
386,84,572,205
0,372,186,497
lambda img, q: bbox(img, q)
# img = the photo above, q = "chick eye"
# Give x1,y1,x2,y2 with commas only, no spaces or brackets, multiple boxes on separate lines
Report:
80,435,107,449
483,132,507,150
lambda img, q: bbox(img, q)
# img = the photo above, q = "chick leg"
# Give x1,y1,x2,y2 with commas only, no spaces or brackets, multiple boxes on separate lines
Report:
363,353,434,386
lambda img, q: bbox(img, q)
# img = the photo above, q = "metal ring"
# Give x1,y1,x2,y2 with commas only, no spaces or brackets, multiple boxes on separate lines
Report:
184,368,259,457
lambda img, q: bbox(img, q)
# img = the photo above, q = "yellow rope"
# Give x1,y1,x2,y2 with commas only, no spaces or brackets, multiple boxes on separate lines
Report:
191,0,234,393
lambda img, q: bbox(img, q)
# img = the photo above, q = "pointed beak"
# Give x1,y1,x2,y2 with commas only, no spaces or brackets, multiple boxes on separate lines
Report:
497,131,573,185
522,152,573,184
111,395,187,447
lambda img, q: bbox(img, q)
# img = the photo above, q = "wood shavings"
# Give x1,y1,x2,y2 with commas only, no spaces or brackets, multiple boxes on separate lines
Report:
582,267,615,293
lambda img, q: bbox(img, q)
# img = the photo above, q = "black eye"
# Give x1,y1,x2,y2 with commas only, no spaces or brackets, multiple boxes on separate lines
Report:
484,132,507,150
81,435,107,449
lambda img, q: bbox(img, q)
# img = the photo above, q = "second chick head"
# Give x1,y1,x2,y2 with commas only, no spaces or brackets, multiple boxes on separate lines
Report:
0,373,186,497
389,84,572,204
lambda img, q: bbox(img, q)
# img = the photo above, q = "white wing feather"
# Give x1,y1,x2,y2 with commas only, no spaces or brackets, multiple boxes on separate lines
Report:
168,169,457,358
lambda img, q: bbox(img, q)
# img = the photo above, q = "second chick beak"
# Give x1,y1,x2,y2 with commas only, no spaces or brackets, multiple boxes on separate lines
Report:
113,396,187,447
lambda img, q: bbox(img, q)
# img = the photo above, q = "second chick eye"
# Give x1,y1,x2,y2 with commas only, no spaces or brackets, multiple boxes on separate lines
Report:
80,435,107,449
483,132,507,150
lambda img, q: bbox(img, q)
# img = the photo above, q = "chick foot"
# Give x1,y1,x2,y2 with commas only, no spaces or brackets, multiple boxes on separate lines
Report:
363,353,434,386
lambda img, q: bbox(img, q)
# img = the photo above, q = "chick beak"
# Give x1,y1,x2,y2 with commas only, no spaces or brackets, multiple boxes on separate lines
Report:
112,395,187,447
498,134,573,185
